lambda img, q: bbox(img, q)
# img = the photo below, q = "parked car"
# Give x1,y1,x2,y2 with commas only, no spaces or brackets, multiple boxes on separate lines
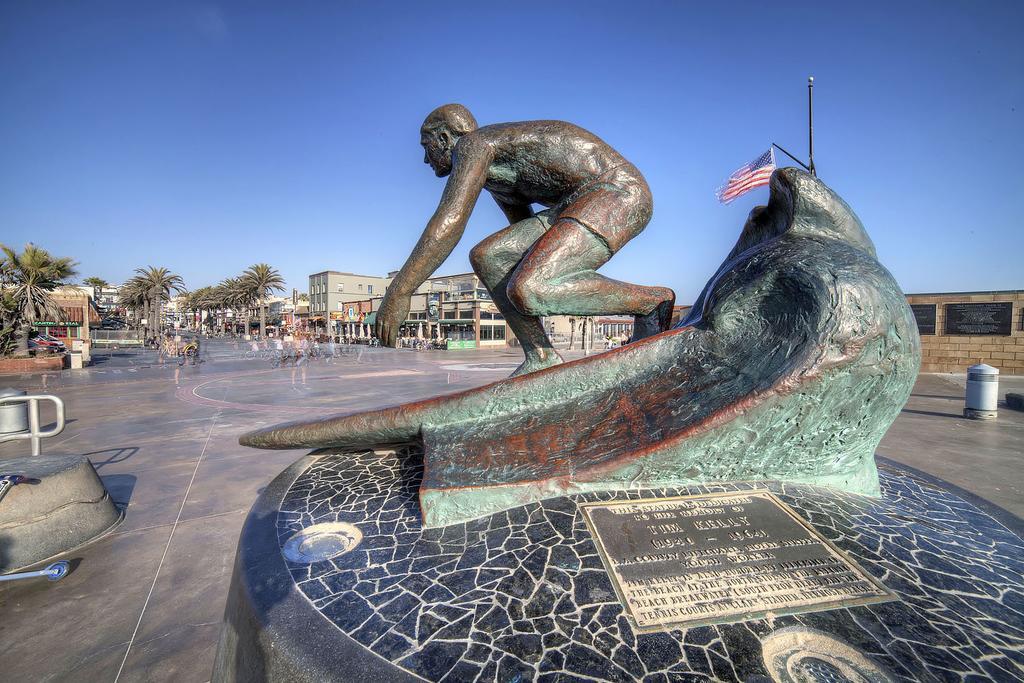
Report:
28,339,62,356
36,333,67,351
31,337,62,350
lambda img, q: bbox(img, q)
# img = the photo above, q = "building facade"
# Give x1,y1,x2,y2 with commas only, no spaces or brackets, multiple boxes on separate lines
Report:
93,285,120,313
308,271,393,326
33,288,101,342
331,273,511,348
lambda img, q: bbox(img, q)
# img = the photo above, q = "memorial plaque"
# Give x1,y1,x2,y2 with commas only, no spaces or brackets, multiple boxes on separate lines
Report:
910,304,936,335
944,302,1012,336
580,491,893,631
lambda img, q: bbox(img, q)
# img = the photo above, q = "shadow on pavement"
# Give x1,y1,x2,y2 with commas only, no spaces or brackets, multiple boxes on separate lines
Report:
99,473,137,509
900,408,963,419
88,447,140,470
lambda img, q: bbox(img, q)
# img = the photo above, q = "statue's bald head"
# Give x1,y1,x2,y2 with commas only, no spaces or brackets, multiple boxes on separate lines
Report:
420,104,478,177
421,103,478,136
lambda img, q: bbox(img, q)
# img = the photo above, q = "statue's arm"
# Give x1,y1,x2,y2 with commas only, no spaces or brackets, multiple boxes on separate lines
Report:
388,140,492,296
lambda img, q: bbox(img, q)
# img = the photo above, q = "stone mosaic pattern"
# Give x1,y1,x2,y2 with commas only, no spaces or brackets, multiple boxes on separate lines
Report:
277,447,1024,682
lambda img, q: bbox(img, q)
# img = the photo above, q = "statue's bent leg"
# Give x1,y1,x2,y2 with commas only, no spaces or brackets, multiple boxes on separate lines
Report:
469,213,563,376
506,180,674,332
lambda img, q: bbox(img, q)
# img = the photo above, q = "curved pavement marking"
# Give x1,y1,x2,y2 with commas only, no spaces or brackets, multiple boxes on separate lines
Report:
174,368,427,415
432,363,519,372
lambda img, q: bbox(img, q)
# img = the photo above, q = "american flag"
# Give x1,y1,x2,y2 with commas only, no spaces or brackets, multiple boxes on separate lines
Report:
716,148,776,204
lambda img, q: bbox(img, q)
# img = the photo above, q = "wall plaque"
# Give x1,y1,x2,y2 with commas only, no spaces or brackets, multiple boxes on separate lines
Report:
944,302,1012,336
580,491,893,631
910,304,936,335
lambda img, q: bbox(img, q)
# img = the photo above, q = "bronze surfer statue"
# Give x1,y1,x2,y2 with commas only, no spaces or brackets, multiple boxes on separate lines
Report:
374,104,675,376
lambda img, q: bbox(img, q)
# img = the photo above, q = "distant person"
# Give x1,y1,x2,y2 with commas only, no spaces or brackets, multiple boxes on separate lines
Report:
158,333,175,364
273,337,285,365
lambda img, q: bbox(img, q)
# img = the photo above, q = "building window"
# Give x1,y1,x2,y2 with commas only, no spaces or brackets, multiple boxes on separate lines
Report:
480,326,506,341
367,285,373,294
458,310,474,319
358,284,363,291
337,284,344,293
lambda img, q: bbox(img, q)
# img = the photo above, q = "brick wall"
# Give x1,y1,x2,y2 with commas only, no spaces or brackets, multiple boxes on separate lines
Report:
0,355,65,374
907,291,1023,375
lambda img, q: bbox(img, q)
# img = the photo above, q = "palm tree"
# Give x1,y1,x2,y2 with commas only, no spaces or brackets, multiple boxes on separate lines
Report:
188,286,215,333
82,276,109,295
0,289,19,356
214,279,240,334
227,277,255,335
242,263,285,337
176,290,192,330
82,276,111,315
133,267,185,337
228,277,258,335
0,243,79,355
118,276,149,330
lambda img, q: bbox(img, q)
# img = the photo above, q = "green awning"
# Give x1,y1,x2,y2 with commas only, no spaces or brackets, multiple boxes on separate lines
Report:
362,312,376,326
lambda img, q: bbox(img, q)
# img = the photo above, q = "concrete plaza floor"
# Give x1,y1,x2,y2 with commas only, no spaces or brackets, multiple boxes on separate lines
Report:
0,340,1021,682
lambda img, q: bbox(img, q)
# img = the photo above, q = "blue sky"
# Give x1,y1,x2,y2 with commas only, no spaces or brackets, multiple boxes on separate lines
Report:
2,2,1021,302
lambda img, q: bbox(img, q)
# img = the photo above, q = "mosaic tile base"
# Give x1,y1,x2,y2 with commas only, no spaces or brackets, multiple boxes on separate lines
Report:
276,447,1024,682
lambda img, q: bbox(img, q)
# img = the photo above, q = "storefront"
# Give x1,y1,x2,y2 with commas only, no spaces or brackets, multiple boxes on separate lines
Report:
33,295,100,342
477,309,506,346
336,274,515,349
34,319,83,340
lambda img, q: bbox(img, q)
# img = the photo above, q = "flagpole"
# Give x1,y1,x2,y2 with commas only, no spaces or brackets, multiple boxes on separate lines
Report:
808,76,816,176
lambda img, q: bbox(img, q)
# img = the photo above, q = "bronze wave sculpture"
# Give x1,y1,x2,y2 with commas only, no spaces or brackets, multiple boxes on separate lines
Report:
241,168,920,527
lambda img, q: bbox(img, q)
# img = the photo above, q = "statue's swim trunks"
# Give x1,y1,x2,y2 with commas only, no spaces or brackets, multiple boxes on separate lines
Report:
550,162,653,253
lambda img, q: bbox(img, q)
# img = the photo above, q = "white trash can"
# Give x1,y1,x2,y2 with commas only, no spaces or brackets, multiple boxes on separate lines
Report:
964,363,998,420
0,388,29,435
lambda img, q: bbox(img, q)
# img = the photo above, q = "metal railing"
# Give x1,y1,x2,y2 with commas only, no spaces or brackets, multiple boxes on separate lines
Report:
91,329,143,345
0,395,66,456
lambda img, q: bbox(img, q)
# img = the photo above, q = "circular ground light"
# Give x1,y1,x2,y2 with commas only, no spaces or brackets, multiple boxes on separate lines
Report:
282,522,363,564
761,626,895,682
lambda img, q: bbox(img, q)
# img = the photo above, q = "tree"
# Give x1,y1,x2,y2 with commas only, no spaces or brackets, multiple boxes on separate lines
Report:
227,277,255,335
214,279,239,334
82,276,109,294
188,286,216,333
118,277,149,331
0,289,21,356
216,277,254,335
242,263,285,337
133,267,184,337
0,243,79,355
82,276,111,314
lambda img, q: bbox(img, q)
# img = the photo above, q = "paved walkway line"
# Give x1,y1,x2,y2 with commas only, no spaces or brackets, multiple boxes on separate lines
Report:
113,409,221,682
